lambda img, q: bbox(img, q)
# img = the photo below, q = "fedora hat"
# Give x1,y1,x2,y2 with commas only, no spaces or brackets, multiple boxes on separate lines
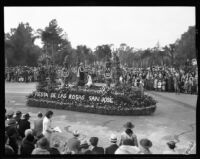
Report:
6,119,17,126
110,134,117,143
140,138,152,148
23,113,31,119
167,141,176,148
73,130,79,137
16,110,22,116
7,110,14,117
123,122,134,129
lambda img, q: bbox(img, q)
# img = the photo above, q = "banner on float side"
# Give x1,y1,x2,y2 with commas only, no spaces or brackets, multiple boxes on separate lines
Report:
33,91,114,104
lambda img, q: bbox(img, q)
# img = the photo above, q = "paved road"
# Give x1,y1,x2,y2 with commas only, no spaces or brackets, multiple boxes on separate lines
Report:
5,82,196,154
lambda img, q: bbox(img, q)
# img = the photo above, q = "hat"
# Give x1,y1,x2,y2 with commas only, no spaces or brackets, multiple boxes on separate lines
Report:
7,110,14,117
73,130,79,137
16,111,22,116
23,113,31,118
123,122,134,129
110,134,117,143
80,140,89,149
140,138,152,148
167,141,176,148
89,137,98,146
6,119,17,126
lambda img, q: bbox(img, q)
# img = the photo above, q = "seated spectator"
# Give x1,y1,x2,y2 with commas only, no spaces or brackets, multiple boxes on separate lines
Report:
20,133,35,154
139,138,153,154
33,112,43,137
18,113,31,138
79,140,92,154
89,137,104,154
32,137,50,154
48,140,60,154
66,130,81,154
163,141,178,154
105,134,119,154
119,122,138,147
5,132,15,155
115,138,140,154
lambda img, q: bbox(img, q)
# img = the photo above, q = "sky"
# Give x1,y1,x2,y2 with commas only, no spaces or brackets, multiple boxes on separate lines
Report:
4,7,195,50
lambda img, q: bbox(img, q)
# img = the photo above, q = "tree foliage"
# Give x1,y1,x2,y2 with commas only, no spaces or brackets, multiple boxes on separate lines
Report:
94,44,112,62
5,23,42,66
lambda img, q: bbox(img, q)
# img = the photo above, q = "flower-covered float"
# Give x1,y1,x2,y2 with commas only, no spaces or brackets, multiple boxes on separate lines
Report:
27,55,157,115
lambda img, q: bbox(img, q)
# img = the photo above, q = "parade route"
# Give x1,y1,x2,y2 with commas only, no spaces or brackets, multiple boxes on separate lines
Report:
5,82,197,154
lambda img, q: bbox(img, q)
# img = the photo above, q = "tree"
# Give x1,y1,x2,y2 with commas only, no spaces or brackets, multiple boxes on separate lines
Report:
163,43,176,66
5,22,42,66
175,26,196,66
94,44,112,62
38,19,73,65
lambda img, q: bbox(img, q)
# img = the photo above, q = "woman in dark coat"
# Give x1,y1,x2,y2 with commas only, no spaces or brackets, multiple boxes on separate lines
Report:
20,134,35,154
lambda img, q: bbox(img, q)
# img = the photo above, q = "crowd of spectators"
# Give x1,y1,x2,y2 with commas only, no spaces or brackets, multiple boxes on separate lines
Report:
5,64,198,95
120,65,198,95
5,109,184,155
5,66,38,83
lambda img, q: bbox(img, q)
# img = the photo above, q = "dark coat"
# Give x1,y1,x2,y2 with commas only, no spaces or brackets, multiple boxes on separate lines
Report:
18,119,30,138
20,138,35,154
48,147,60,154
80,149,92,154
105,144,119,154
5,145,15,155
91,146,104,154
6,126,19,154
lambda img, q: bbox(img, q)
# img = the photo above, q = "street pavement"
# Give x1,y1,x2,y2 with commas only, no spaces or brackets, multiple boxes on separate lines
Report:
5,82,197,154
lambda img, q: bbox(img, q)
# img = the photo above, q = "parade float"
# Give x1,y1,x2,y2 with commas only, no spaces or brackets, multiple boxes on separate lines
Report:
27,55,157,116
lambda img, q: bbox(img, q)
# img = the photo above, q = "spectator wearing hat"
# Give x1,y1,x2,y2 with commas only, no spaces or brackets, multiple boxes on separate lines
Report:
18,113,31,138
66,130,81,154
5,110,16,130
42,110,55,143
32,137,50,154
20,133,35,154
89,137,104,154
163,141,178,154
6,119,19,154
119,122,138,147
5,132,15,155
105,134,119,154
139,138,153,154
33,112,43,137
14,111,22,124
79,140,92,154
115,138,140,154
